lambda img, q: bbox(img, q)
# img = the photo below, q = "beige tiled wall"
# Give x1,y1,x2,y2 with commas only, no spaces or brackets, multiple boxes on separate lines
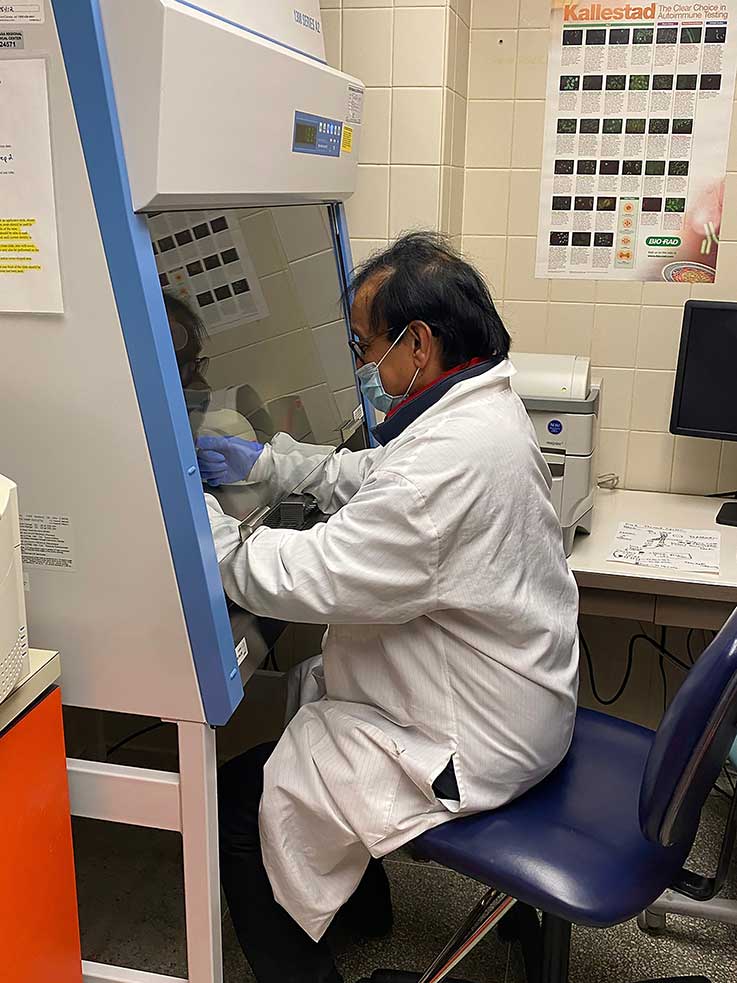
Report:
320,0,471,266
321,0,737,493
463,0,737,494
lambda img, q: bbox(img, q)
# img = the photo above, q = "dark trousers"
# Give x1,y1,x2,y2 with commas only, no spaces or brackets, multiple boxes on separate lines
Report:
218,742,392,983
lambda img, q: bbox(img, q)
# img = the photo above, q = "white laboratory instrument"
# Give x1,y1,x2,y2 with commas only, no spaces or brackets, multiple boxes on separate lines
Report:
513,354,601,556
103,0,361,210
0,5,365,981
0,0,364,726
0,476,29,703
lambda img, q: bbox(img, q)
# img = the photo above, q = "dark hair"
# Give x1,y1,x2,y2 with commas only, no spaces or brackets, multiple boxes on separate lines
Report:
348,231,510,370
163,291,208,349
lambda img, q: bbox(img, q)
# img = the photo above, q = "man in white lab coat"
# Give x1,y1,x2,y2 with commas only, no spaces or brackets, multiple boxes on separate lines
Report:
202,232,579,983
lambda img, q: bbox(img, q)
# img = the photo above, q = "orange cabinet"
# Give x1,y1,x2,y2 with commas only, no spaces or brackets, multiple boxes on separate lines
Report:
0,687,82,983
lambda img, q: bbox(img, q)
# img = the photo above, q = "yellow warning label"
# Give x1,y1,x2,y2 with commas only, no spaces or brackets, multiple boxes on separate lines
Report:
0,217,42,272
0,217,35,239
342,125,353,154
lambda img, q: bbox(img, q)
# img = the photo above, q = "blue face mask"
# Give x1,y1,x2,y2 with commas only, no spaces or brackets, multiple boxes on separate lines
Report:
185,389,212,442
184,387,211,421
356,326,421,415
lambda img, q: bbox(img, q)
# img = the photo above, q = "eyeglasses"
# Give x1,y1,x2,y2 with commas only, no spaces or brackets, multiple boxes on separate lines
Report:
348,336,371,361
180,356,210,387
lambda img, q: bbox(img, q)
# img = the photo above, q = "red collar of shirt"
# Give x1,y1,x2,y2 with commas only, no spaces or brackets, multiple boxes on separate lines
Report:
385,357,487,420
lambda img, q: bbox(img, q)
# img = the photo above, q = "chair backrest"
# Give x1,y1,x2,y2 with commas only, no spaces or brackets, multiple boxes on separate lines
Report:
639,608,737,848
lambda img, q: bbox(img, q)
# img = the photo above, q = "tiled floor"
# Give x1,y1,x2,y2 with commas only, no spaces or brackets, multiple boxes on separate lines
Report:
73,791,736,983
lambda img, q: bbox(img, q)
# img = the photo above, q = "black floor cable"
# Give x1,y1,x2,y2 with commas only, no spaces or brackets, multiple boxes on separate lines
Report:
659,655,668,716
264,648,281,672
659,627,668,715
687,628,697,665
582,625,735,805
580,625,690,708
106,722,167,758
580,628,633,706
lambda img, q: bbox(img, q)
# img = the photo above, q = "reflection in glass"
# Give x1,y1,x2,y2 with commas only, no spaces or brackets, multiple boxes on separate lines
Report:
149,203,363,523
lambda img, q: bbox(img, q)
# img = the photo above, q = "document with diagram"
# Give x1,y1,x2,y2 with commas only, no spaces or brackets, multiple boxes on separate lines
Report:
607,521,721,574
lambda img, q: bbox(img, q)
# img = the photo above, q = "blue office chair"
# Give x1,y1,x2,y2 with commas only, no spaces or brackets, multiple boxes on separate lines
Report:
362,608,737,983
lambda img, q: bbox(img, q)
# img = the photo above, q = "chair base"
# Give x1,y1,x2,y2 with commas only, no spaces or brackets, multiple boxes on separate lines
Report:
357,972,710,983
355,974,472,983
364,896,713,983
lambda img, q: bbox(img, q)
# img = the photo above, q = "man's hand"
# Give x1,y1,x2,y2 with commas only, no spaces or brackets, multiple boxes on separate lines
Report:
196,435,264,487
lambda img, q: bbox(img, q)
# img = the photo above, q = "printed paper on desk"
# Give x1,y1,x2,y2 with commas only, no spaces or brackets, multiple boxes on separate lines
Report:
607,522,721,575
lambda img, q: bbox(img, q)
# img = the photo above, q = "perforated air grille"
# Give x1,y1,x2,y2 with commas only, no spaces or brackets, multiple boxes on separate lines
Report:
0,626,27,703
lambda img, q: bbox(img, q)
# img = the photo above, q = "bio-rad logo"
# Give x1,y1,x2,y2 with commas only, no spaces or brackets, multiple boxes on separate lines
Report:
564,3,656,20
646,236,681,247
294,8,321,33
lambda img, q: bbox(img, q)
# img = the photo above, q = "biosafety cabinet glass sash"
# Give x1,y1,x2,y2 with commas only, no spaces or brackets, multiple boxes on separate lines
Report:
148,202,363,521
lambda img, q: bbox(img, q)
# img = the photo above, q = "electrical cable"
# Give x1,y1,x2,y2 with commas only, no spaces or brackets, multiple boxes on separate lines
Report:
687,628,697,665
585,626,735,802
261,646,281,672
632,630,691,673
580,627,634,706
580,626,690,708
660,627,668,715
659,655,668,716
106,722,166,758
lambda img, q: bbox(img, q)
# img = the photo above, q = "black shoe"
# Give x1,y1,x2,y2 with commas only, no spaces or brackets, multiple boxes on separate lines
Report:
338,859,394,939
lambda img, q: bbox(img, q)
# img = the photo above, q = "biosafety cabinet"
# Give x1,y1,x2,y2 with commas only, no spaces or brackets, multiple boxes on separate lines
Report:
0,4,365,981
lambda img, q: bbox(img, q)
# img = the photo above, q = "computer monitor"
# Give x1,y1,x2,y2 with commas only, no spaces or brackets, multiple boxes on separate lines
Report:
671,300,737,525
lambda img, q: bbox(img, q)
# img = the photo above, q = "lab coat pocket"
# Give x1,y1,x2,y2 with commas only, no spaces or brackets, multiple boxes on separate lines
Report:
308,705,405,849
394,740,460,809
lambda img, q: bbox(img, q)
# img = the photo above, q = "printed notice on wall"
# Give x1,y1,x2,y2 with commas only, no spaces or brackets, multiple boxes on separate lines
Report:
536,2,737,282
0,58,63,312
0,3,43,23
20,513,76,572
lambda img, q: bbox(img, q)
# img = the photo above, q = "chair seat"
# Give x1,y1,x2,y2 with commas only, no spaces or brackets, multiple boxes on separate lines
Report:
415,709,692,929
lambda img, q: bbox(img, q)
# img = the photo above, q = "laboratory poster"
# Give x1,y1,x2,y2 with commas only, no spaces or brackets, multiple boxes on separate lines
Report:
0,58,63,312
536,2,737,282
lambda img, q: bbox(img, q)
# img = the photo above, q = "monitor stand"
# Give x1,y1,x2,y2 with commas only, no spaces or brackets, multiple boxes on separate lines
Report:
717,502,737,527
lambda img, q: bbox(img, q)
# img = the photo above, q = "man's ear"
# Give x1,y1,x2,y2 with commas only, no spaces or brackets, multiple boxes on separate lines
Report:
410,320,431,352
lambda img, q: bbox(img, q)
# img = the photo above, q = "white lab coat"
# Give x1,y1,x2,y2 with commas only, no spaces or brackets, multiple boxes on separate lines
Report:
206,359,579,942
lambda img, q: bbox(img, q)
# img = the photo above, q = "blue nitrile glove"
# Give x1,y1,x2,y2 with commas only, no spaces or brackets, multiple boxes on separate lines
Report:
196,435,265,487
